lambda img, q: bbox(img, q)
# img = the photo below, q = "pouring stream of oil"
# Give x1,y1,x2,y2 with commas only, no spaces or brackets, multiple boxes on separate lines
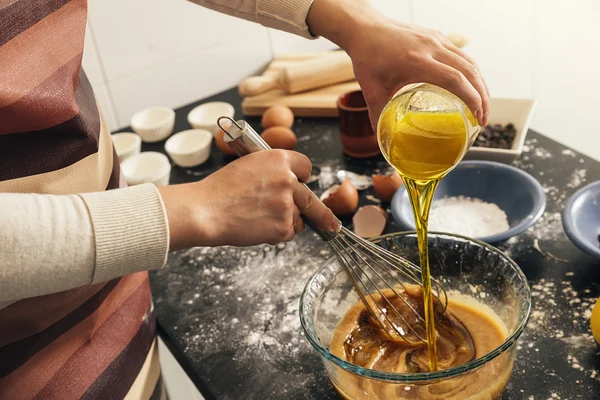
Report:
378,93,477,371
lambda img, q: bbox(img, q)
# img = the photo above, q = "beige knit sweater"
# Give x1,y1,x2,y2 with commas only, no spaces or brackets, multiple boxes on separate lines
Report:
0,0,315,303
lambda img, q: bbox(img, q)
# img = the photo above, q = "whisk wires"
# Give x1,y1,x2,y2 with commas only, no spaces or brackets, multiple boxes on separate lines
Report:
330,228,448,344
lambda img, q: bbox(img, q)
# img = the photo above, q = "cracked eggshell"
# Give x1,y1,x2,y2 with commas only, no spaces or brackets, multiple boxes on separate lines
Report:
320,179,359,216
353,205,387,238
372,172,403,202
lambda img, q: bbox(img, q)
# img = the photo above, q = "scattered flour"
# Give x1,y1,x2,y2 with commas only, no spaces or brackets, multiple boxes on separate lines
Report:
365,194,382,204
318,166,336,190
526,212,564,242
520,275,599,388
534,147,553,159
567,169,587,189
428,196,509,237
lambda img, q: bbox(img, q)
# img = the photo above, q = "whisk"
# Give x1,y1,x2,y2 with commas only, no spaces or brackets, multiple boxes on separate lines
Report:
217,117,447,345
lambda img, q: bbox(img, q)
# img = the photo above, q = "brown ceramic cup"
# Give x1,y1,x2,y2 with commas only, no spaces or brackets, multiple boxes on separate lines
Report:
337,90,380,158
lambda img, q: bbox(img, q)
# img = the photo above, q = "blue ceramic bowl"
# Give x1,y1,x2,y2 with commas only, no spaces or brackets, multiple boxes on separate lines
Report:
562,180,600,259
391,160,547,243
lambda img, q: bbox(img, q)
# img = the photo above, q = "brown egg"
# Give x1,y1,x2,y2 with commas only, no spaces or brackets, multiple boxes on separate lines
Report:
261,126,297,150
214,128,237,156
320,179,359,216
261,105,294,129
372,172,403,202
353,205,387,238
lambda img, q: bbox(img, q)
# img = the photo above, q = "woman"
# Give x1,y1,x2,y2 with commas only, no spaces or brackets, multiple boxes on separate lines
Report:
0,0,489,398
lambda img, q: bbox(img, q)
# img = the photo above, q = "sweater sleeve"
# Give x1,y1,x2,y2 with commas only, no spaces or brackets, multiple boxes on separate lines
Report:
187,0,317,39
0,183,169,302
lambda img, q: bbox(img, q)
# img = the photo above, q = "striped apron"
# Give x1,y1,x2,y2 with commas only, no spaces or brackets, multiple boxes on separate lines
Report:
0,0,164,398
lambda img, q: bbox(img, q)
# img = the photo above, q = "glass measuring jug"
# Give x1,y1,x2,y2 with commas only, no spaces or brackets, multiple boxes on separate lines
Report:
377,83,481,181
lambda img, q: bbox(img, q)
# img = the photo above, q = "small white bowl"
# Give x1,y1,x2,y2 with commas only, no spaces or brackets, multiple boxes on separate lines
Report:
131,107,175,143
165,129,213,168
121,152,171,187
465,98,537,164
187,102,234,135
112,132,142,162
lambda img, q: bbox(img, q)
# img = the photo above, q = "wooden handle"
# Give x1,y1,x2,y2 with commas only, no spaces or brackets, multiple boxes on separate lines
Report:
281,51,355,94
238,75,281,97
238,53,333,97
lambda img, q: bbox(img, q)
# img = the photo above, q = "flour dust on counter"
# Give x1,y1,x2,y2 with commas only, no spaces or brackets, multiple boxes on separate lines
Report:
153,231,345,399
567,169,587,189
502,137,591,262
504,275,600,400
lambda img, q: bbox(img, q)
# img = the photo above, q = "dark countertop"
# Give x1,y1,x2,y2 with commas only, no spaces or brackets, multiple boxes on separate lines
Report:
124,88,600,400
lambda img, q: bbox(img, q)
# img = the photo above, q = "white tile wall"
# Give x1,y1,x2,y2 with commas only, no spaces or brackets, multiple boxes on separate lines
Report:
412,0,535,99
108,30,271,124
83,0,272,129
531,0,600,160
87,0,265,82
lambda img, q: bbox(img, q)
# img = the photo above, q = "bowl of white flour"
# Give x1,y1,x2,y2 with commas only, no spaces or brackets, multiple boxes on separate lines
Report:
391,160,547,243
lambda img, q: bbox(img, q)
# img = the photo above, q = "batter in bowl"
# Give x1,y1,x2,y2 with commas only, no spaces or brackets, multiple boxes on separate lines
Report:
329,286,514,399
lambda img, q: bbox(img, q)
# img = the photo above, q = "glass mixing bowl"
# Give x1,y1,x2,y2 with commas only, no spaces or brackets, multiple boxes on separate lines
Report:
299,232,531,400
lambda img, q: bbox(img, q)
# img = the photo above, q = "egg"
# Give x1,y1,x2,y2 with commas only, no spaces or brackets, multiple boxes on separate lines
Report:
320,179,359,216
353,205,387,238
372,172,403,202
261,126,297,150
261,105,294,129
214,128,237,156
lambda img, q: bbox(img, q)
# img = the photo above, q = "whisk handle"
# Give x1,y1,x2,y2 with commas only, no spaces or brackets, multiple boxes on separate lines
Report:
217,117,340,241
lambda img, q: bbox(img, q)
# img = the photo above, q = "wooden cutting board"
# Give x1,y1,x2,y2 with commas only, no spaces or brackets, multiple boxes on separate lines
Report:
241,53,361,117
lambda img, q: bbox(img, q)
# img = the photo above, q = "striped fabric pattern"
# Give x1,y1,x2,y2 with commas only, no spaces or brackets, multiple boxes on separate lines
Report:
0,0,161,398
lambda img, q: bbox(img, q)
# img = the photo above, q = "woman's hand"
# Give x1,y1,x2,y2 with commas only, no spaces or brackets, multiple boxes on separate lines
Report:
159,150,338,251
307,0,490,130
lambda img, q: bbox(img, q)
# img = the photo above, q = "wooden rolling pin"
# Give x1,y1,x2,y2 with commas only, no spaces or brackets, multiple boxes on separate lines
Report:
239,51,352,97
239,33,468,97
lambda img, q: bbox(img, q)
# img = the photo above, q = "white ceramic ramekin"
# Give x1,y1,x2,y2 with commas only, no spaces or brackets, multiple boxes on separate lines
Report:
111,132,142,162
165,129,213,168
187,102,234,135
121,152,171,186
131,107,175,143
